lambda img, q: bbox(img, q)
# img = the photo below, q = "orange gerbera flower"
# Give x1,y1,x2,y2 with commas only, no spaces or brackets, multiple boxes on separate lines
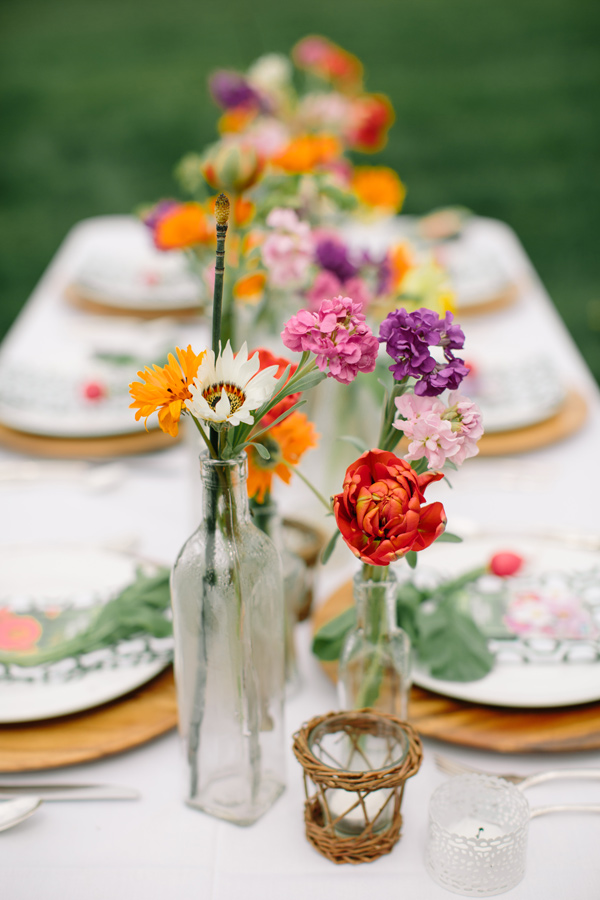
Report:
233,196,255,227
233,271,267,305
152,203,214,251
352,166,406,214
270,134,342,174
246,412,318,502
129,345,206,437
389,242,415,291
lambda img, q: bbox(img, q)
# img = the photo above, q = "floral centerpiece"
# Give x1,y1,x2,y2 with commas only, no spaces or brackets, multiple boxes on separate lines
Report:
139,36,455,351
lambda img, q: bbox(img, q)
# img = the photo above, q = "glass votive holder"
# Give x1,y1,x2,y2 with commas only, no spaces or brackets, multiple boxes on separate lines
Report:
292,709,422,864
426,774,530,896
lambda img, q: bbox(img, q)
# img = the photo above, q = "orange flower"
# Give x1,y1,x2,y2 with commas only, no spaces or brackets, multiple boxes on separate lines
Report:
352,166,406,214
246,412,318,502
234,196,255,227
270,134,342,174
233,272,267,305
129,345,206,437
389,242,415,291
218,107,258,135
152,203,214,251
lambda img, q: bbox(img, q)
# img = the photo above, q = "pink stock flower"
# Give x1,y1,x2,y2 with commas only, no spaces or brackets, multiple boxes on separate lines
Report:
444,392,484,465
282,296,379,384
394,392,483,468
306,270,372,310
261,208,314,287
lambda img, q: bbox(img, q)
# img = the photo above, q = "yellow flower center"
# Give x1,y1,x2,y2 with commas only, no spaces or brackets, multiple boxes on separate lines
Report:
202,382,246,414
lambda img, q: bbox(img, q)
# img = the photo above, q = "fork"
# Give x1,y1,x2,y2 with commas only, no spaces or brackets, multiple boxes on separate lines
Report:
434,753,600,790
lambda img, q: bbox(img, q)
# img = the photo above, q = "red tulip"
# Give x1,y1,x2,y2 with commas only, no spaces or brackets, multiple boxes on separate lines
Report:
333,449,446,566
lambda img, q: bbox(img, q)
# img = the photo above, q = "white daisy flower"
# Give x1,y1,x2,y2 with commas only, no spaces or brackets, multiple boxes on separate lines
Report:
188,341,279,430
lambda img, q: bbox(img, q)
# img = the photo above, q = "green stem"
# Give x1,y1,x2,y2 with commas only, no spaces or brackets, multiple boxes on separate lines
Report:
378,379,410,452
191,415,218,459
210,195,230,455
281,462,332,512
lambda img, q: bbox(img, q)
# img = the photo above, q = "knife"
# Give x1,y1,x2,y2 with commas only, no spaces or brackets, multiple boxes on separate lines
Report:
0,784,140,801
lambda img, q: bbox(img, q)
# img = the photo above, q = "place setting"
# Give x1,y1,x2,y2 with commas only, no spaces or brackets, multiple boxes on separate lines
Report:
0,542,177,771
2,23,600,900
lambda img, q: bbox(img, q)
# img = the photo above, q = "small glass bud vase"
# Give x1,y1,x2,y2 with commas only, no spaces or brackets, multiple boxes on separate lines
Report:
170,455,286,825
338,567,411,717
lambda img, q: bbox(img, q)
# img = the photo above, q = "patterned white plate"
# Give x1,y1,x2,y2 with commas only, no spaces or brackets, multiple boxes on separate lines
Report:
73,247,202,311
410,534,600,708
464,355,566,433
0,545,173,723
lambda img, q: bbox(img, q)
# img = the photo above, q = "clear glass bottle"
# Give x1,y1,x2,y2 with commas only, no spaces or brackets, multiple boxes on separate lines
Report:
170,455,286,825
250,501,307,697
337,568,411,718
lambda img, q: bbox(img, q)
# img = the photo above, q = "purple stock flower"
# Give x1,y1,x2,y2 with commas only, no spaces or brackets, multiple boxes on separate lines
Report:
209,71,260,109
379,307,467,396
413,357,470,396
315,238,358,283
281,296,379,384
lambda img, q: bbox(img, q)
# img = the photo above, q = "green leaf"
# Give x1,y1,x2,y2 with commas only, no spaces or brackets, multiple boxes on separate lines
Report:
312,607,356,661
246,441,271,460
2,567,172,667
416,600,494,682
321,528,341,564
405,550,418,569
435,531,463,543
338,434,369,454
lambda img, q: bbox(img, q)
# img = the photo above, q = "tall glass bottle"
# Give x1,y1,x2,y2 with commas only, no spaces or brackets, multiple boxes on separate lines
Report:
170,455,286,825
337,568,411,718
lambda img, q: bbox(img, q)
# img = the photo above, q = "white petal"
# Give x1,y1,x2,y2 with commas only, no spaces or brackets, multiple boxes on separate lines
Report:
214,388,231,420
187,394,212,420
247,366,279,400
239,344,260,379
217,342,235,381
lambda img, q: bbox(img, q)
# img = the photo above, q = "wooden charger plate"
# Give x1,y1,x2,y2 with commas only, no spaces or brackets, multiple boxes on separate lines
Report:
314,581,600,754
456,282,519,317
65,284,203,320
476,388,587,457
0,668,178,772
0,421,178,459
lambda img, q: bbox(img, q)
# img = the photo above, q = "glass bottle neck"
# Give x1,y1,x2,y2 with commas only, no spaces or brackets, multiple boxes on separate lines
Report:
200,455,250,525
353,569,397,641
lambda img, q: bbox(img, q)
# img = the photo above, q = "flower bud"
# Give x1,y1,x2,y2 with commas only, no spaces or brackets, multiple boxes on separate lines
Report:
202,139,263,194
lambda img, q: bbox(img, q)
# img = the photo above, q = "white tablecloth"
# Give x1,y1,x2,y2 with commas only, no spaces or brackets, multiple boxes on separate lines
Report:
1,216,600,899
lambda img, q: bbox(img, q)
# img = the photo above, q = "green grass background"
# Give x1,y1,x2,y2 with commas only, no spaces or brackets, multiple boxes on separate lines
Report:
1,0,599,379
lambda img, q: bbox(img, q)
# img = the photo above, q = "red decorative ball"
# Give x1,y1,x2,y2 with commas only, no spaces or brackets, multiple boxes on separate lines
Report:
489,551,524,577
83,381,106,401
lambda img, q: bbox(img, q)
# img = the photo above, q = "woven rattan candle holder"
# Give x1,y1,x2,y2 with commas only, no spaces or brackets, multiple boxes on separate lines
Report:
292,709,423,864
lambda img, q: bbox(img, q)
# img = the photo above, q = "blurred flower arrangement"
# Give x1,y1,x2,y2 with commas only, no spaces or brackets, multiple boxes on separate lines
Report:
140,35,454,349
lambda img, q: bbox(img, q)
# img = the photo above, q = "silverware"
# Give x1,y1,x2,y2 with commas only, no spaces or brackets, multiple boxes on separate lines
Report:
0,784,139,801
0,796,41,831
434,754,600,789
